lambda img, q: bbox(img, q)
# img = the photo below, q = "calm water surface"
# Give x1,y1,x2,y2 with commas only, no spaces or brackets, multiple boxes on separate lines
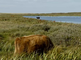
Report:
23,16,81,24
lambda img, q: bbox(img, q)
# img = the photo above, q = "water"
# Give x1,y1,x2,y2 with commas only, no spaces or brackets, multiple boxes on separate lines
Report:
23,16,81,24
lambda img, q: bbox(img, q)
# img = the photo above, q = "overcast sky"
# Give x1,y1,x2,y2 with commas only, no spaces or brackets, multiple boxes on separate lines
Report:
0,0,81,13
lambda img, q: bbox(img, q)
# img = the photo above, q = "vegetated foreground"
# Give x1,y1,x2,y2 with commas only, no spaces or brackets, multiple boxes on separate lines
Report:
0,13,81,60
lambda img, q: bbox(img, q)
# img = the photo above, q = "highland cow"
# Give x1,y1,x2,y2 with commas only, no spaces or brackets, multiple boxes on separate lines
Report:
14,35,54,55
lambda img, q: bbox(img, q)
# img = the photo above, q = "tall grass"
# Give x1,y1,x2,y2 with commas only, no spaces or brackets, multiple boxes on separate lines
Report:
0,14,81,60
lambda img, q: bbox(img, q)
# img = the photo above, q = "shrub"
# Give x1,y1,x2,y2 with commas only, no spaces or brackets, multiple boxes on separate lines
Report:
29,24,50,32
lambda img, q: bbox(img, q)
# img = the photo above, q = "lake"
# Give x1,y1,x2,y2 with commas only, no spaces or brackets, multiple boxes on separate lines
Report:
23,16,81,24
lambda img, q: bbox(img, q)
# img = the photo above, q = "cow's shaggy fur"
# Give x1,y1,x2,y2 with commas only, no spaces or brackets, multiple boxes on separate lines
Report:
14,35,54,55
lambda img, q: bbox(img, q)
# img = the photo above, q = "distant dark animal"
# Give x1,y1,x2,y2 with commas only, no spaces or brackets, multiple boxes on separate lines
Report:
14,35,54,55
36,17,40,19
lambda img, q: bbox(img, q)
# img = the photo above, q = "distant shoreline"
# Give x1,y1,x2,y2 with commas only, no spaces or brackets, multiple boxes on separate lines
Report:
0,12,81,16
0,12,81,14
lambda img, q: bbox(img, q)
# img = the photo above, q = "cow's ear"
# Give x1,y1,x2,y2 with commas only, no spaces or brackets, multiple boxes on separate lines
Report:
16,37,20,41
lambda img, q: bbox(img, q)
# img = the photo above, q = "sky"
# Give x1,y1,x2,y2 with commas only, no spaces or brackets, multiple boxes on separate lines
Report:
0,0,81,13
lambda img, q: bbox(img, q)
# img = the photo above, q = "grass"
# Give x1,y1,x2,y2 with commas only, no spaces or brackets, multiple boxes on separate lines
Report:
0,13,81,60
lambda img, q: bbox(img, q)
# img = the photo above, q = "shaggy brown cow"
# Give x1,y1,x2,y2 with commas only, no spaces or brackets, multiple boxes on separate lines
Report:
14,35,54,55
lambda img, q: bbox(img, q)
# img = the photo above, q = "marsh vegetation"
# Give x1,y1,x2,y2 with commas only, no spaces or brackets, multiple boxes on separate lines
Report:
0,13,81,60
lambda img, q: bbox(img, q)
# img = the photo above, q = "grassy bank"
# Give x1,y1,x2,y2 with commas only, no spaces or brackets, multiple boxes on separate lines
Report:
1,12,81,16
0,13,81,60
